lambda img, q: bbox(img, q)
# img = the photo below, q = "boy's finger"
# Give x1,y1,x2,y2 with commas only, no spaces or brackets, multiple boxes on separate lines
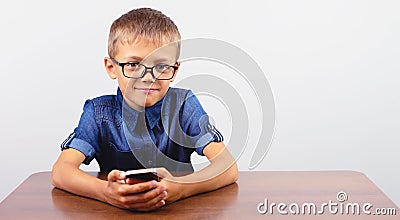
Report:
127,191,167,211
120,181,160,195
122,185,166,205
107,170,126,182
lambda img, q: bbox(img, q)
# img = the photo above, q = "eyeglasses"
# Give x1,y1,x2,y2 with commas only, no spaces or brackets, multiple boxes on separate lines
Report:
110,57,179,80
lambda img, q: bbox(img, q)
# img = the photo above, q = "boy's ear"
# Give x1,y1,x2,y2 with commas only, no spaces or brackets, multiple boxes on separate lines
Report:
104,57,117,79
170,62,180,82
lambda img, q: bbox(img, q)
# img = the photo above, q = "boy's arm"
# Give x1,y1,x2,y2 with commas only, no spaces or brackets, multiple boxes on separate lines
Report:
51,148,167,211
158,142,238,203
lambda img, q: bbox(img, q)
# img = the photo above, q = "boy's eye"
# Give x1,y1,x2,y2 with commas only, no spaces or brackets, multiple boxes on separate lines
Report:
155,64,169,72
125,63,139,68
124,63,140,71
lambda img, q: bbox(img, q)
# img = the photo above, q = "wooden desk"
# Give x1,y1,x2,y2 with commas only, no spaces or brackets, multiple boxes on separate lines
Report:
0,171,398,219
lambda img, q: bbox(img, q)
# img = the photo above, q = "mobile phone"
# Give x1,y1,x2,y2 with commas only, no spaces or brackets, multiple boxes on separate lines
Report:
125,168,160,183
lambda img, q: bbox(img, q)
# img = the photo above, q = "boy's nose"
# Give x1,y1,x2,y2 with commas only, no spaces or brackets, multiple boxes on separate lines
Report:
140,69,156,82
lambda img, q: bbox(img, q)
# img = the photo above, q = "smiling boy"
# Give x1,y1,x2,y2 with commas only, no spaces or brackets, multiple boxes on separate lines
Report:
51,8,238,211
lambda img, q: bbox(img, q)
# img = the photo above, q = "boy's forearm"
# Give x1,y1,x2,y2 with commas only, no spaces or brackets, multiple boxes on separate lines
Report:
178,162,238,199
165,145,238,201
51,161,107,203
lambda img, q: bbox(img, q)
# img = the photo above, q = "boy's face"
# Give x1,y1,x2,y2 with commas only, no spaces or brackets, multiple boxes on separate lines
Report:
105,41,179,110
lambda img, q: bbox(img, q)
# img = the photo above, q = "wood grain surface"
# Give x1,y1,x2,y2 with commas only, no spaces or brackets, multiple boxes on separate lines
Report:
0,171,398,219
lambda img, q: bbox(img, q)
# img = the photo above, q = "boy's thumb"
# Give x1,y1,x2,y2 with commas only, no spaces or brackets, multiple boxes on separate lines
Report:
107,170,125,182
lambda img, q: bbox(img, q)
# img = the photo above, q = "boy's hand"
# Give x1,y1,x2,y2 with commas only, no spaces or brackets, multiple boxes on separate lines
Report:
156,168,184,204
103,170,167,211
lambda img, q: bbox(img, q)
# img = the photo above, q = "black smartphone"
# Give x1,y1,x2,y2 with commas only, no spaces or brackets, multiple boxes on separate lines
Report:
125,168,160,183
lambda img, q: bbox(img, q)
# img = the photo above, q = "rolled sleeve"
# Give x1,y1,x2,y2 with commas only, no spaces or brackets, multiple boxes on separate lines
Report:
60,99,100,165
193,121,224,156
181,91,224,156
61,134,96,165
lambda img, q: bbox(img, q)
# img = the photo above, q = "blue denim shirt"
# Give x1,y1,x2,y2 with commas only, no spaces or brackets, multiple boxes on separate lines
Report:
61,87,223,173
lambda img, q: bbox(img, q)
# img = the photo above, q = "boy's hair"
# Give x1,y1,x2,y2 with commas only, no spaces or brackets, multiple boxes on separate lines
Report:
108,8,181,58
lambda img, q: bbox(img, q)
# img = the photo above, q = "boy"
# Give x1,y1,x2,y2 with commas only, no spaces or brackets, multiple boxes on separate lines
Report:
51,8,238,212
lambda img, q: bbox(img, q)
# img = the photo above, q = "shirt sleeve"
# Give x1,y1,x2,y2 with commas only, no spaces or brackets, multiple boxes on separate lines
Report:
180,90,224,156
60,100,99,165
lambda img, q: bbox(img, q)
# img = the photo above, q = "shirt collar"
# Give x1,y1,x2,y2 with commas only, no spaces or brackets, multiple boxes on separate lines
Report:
118,87,165,130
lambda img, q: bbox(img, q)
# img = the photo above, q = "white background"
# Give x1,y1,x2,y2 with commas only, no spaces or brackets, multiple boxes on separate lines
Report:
0,0,399,207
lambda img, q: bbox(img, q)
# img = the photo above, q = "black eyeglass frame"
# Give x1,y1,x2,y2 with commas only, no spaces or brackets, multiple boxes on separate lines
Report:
110,57,179,80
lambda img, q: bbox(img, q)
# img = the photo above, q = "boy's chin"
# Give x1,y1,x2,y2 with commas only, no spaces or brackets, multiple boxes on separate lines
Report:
124,98,158,110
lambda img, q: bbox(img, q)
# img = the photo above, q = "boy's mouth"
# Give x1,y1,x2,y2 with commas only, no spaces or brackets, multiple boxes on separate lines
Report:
135,88,159,93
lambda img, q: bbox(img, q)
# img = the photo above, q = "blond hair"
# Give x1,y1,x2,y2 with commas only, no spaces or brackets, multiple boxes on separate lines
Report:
108,8,181,58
